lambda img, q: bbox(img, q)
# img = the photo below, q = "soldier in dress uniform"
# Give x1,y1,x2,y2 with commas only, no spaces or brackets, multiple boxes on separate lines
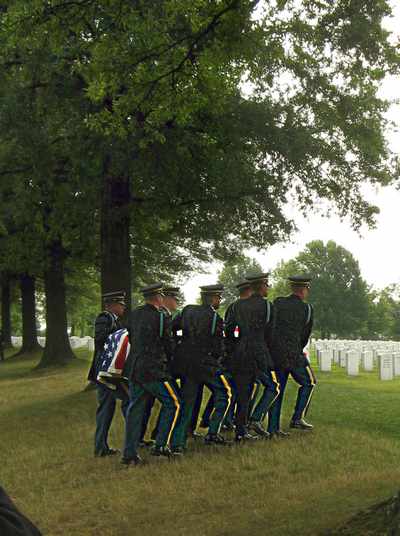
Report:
267,276,316,437
122,284,182,465
89,290,129,457
200,279,252,430
170,284,232,452
140,286,181,444
225,273,279,441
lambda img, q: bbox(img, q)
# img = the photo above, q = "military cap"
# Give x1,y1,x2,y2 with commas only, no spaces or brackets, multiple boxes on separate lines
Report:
246,272,270,284
163,286,180,298
288,275,312,288
236,280,251,290
140,283,164,297
200,284,224,296
102,290,126,306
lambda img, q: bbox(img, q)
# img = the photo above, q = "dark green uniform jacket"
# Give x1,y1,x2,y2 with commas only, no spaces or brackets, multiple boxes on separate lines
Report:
225,295,274,377
0,487,42,536
127,304,172,384
172,304,224,381
270,294,313,370
87,311,120,382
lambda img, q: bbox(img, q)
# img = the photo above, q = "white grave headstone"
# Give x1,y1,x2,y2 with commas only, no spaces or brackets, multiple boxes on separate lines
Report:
319,350,332,372
346,351,359,376
362,351,374,372
379,353,394,381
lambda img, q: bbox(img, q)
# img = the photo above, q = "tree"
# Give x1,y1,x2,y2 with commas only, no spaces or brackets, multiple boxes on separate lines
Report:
218,254,263,309
1,1,399,365
272,240,370,339
365,285,400,341
1,272,13,348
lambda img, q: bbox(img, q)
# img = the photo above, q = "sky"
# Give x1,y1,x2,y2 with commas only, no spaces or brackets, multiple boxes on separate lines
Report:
182,2,400,303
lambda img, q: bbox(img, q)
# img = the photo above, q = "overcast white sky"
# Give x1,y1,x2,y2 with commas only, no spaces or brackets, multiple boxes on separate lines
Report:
183,2,400,303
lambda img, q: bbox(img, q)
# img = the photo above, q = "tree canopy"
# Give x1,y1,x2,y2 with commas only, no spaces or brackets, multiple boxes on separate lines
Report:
0,1,399,364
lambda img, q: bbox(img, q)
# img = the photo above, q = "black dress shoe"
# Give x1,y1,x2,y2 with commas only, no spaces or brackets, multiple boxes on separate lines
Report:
235,432,260,442
290,419,314,430
171,446,185,456
270,430,290,439
95,448,120,457
190,431,204,439
221,422,235,431
150,446,172,459
249,421,270,438
204,433,231,446
121,455,144,466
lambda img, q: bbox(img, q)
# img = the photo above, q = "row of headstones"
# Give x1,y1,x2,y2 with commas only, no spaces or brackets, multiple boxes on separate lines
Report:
313,339,400,380
10,336,95,352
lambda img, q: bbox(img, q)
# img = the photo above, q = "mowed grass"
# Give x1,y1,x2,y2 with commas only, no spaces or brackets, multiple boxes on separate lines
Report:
2,349,400,536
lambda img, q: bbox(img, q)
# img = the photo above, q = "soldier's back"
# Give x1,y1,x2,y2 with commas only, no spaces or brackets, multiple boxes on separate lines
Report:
271,295,309,368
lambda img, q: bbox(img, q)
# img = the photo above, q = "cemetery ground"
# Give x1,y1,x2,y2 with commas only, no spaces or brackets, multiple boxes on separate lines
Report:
2,350,400,536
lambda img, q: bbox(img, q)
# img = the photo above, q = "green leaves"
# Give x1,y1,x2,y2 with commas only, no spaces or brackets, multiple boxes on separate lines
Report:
0,0,398,288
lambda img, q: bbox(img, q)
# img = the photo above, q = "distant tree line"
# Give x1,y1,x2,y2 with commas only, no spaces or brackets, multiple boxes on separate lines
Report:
219,241,400,341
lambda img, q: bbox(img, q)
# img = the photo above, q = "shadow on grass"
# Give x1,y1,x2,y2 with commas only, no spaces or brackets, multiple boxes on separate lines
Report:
2,385,96,425
0,354,89,382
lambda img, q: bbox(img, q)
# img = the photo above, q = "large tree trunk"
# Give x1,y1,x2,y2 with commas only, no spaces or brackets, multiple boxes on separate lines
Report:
17,274,41,355
1,275,12,348
100,168,132,311
39,240,75,367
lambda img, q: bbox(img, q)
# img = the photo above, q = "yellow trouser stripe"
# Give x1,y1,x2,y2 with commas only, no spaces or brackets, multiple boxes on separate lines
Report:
251,382,258,400
269,370,281,407
301,366,316,419
218,374,233,433
306,366,316,386
164,381,180,446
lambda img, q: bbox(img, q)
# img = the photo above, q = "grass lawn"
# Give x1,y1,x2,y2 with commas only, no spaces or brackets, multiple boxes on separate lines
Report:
1,348,400,535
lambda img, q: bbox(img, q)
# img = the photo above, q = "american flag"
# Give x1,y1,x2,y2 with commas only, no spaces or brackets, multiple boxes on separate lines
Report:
97,328,130,390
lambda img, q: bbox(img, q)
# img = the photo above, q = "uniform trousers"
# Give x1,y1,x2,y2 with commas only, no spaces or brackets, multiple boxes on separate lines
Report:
140,395,156,441
201,388,236,428
229,374,256,436
200,380,261,428
123,379,181,460
267,365,316,433
171,373,232,448
189,383,205,432
249,370,281,423
143,378,203,441
95,384,129,455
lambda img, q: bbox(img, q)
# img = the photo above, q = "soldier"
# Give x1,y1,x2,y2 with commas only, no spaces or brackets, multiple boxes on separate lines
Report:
122,284,181,465
226,273,279,441
267,276,316,437
88,291,129,457
200,279,252,430
140,286,181,444
170,284,232,452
